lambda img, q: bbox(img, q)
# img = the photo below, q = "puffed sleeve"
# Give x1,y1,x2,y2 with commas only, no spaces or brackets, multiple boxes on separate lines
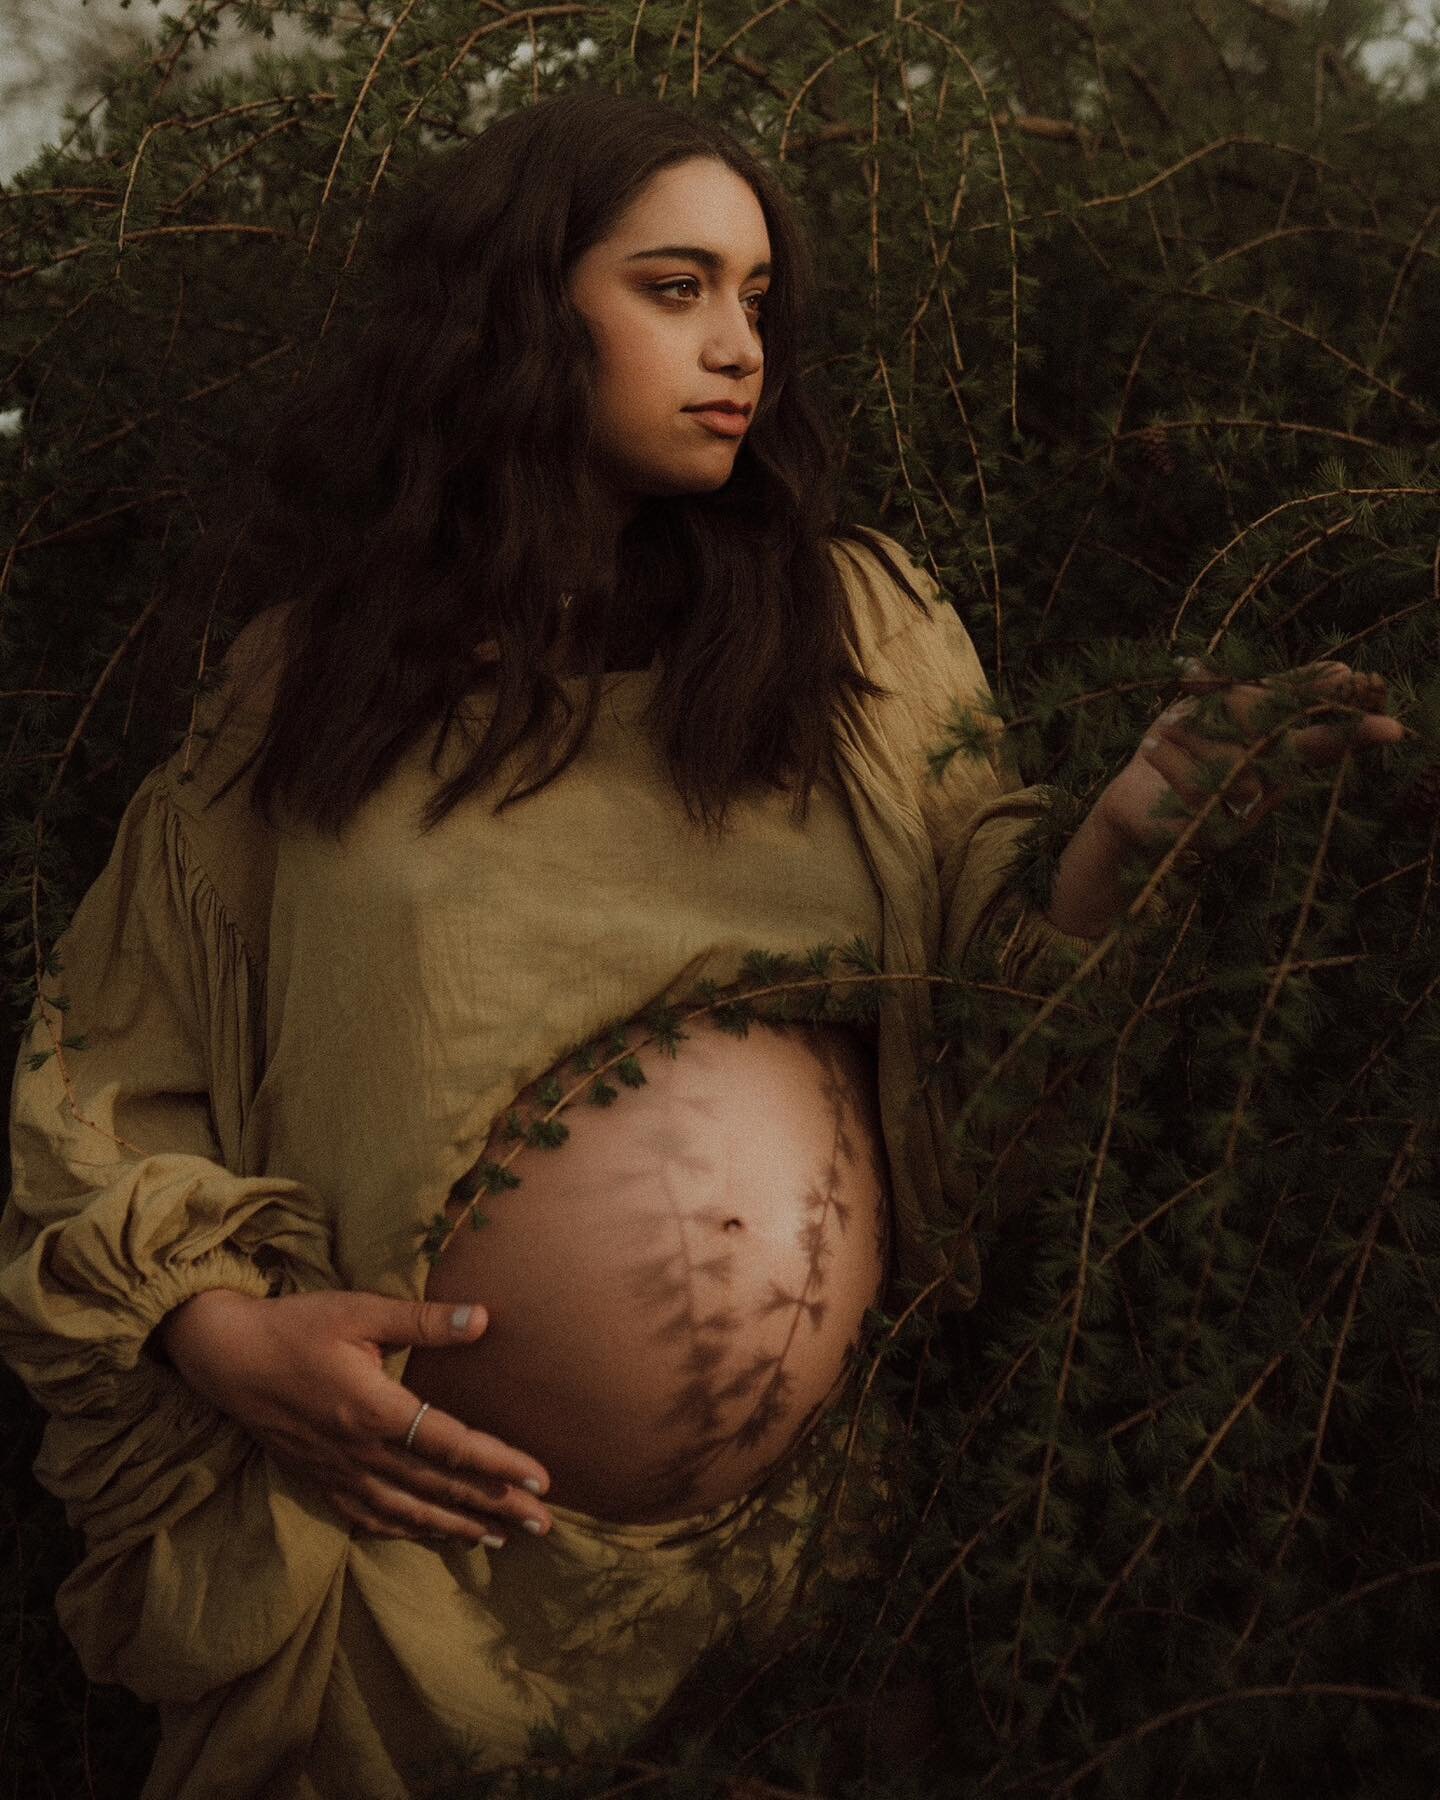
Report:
842,530,1169,988
837,531,1175,1242
0,763,333,1562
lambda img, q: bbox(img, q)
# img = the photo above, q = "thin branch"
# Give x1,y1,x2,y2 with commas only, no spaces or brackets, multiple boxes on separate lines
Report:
1046,1683,1440,1795
1169,486,1440,645
1227,1118,1425,1663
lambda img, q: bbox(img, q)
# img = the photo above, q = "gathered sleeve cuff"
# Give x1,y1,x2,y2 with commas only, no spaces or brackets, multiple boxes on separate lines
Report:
0,764,346,1698
0,763,333,1447
853,536,1171,991
838,532,1182,1255
936,791,1116,987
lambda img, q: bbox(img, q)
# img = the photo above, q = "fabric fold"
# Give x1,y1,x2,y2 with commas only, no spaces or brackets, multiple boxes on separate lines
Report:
0,528,1175,1795
1,769,335,1409
828,531,1171,1276
0,764,343,1703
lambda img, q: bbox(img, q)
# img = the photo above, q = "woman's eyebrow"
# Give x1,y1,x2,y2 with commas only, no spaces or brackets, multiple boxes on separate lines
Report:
625,244,772,279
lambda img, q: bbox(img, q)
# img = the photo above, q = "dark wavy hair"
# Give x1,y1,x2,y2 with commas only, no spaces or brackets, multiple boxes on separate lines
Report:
178,87,930,841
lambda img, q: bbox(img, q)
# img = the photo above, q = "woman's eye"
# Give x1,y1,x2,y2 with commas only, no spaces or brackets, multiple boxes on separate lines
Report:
654,277,766,318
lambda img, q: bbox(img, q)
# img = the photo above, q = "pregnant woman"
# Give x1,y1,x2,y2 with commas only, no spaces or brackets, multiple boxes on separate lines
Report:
0,88,1401,1800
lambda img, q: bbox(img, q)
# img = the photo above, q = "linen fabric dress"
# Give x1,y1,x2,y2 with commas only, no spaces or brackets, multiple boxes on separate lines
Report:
0,531,1155,1798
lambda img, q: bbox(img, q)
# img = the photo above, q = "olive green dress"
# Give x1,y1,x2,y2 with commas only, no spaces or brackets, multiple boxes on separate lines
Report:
0,532,1148,1798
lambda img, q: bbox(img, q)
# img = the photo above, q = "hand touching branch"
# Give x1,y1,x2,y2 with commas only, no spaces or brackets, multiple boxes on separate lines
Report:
1047,657,1406,939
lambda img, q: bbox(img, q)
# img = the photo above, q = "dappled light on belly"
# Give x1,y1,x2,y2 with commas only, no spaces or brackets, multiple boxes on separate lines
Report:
405,1017,893,1524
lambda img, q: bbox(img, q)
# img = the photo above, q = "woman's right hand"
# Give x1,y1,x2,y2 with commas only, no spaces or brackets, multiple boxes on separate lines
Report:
156,1288,552,1546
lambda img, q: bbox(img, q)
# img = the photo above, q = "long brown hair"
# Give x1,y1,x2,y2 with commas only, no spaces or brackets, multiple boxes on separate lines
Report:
176,88,930,842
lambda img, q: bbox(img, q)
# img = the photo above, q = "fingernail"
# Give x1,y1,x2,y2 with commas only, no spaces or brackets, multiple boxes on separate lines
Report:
522,1517,545,1535
481,1532,505,1549
450,1306,473,1332
521,1476,544,1496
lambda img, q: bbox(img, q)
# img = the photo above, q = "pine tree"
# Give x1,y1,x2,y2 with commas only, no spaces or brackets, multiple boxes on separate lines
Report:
3,2,1439,1794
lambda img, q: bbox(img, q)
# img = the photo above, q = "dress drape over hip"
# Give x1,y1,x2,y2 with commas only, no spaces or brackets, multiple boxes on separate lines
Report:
0,531,1154,1797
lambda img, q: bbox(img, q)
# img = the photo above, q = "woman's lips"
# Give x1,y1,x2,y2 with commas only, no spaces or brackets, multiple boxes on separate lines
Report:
686,408,748,438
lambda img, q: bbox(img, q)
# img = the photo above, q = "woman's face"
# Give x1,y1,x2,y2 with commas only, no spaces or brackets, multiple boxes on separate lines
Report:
566,156,770,526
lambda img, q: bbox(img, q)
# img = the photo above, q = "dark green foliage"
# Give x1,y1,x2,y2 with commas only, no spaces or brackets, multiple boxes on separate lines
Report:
4,1,1440,1795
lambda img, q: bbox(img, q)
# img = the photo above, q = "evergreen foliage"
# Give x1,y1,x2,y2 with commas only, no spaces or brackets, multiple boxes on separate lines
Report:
3,1,1438,1794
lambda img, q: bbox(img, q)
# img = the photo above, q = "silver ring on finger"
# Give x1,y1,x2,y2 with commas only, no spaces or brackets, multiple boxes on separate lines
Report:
402,1400,432,1454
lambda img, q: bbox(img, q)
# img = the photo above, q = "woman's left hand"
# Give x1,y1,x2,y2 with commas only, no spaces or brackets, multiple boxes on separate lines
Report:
1096,656,1407,857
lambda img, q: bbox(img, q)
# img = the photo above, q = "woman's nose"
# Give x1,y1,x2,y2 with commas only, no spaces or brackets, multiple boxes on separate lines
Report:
709,304,763,374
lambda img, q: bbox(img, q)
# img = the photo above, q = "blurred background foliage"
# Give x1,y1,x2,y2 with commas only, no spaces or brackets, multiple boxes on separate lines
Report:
2,1,1439,1794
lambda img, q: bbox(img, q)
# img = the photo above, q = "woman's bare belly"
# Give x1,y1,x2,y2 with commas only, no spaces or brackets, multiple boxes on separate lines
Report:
405,1015,893,1524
